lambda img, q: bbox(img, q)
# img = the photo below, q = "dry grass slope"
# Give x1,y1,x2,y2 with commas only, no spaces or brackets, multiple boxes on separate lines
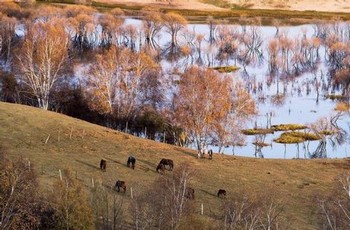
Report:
1,102,349,228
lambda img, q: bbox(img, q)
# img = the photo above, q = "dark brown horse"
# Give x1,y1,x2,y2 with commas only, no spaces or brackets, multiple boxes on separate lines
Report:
127,156,136,169
156,163,165,173
115,180,126,193
185,187,195,200
159,159,174,170
100,159,107,171
217,189,226,198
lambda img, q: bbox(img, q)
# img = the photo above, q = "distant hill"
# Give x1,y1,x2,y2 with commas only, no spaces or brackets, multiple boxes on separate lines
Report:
94,0,350,13
1,101,350,228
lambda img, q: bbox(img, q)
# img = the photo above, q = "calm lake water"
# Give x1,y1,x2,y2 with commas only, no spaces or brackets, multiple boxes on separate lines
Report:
125,19,350,159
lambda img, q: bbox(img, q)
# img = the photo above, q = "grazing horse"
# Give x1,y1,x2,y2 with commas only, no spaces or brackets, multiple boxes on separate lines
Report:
127,156,136,169
100,159,107,171
217,189,226,198
115,180,126,193
156,163,165,173
156,159,174,172
185,187,195,200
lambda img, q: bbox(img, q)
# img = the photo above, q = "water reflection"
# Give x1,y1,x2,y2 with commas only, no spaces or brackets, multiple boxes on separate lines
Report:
123,19,350,159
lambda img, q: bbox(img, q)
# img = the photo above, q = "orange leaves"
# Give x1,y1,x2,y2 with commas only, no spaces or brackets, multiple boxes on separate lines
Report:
173,66,256,148
174,67,231,134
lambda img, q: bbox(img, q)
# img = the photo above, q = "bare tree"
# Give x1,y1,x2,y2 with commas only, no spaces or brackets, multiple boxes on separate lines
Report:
131,164,194,230
86,46,159,123
16,19,69,110
0,13,18,63
221,191,283,229
91,183,124,230
318,173,350,229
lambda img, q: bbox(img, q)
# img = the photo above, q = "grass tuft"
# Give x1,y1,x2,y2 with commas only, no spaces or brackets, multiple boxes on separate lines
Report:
271,124,307,131
274,131,321,144
210,65,240,73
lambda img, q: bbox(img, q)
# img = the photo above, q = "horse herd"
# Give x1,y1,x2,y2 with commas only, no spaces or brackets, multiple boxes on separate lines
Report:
99,154,226,199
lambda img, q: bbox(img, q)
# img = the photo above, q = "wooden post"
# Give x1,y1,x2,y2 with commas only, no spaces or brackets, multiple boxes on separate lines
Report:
59,169,62,180
91,178,95,188
28,160,31,170
201,203,204,215
163,132,166,143
144,127,147,138
130,187,133,199
69,127,73,140
45,134,50,144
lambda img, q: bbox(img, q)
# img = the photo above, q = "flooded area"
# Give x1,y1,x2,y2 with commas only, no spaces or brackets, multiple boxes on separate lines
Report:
124,19,350,159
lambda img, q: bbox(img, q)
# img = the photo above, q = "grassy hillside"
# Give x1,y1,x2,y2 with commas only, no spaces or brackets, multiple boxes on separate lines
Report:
1,102,349,228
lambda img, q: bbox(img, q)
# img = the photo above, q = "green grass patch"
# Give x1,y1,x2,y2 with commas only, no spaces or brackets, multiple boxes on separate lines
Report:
274,131,321,144
325,94,347,101
271,124,307,131
241,128,274,135
320,130,333,136
210,66,240,73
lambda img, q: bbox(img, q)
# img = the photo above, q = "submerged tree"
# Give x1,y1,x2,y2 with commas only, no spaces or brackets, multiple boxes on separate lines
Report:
142,12,163,49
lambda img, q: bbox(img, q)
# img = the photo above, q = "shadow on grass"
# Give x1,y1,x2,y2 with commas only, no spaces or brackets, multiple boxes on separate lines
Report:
76,159,100,170
104,157,124,167
137,158,157,168
199,188,218,198
175,147,198,159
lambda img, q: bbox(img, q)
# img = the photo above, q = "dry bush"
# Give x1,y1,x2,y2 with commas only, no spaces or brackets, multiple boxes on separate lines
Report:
48,169,94,230
0,148,41,229
130,164,195,229
220,189,284,229
318,173,350,229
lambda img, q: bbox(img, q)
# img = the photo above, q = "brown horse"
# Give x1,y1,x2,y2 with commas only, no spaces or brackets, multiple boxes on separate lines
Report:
217,189,226,198
115,180,126,193
127,156,136,169
100,159,106,171
156,159,174,172
185,187,195,200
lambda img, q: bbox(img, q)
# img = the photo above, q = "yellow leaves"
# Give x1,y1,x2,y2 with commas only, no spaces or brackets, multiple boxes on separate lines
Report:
330,42,349,52
174,66,256,146
110,8,124,17
163,12,187,26
335,102,350,112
